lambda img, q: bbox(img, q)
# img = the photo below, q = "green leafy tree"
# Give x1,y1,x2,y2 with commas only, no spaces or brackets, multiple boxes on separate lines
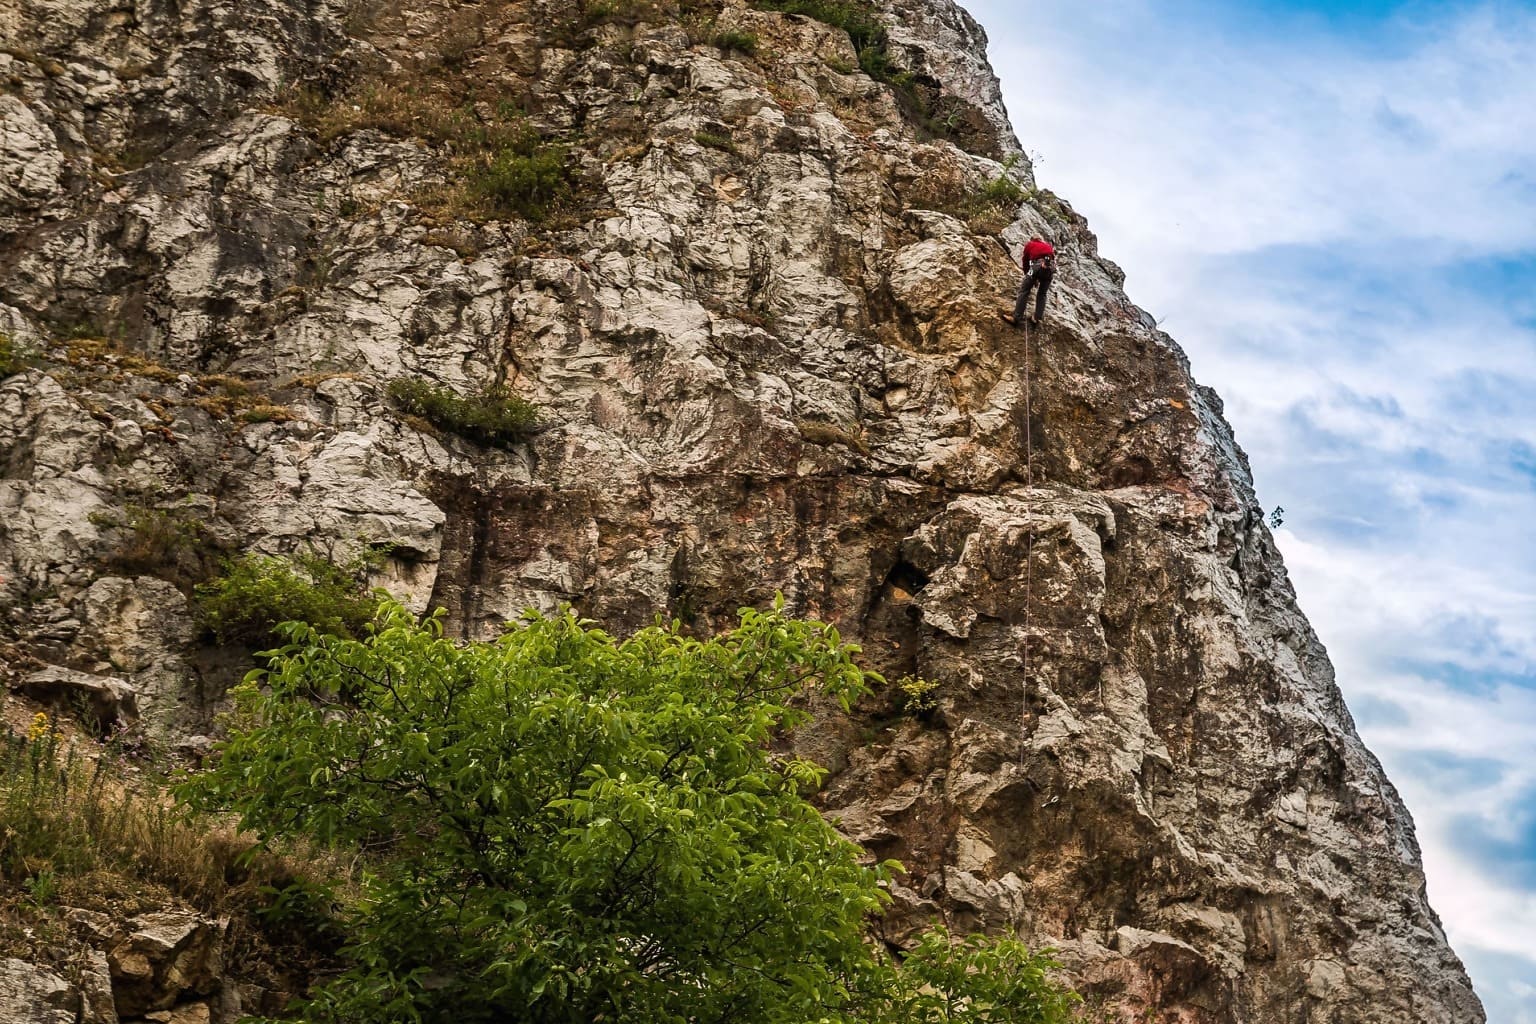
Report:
184,600,1076,1024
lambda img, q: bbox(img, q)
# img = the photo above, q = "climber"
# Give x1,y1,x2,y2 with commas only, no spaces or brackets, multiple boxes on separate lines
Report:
1000,235,1055,327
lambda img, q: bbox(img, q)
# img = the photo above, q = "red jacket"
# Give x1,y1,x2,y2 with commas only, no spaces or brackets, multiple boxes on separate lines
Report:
1023,240,1055,265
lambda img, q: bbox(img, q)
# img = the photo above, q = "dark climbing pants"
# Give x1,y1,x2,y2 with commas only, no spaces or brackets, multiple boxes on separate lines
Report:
1013,261,1054,323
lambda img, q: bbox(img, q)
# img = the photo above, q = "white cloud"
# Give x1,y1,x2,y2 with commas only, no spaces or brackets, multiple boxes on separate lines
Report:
971,2,1536,263
963,0,1536,1012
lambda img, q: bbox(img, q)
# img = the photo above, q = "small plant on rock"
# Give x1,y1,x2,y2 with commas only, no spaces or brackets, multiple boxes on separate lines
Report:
905,155,1029,235
279,67,573,224
798,418,869,454
0,331,30,379
694,130,736,152
976,161,1027,209
239,403,296,425
469,137,571,221
90,502,225,588
895,674,940,717
387,377,539,447
712,28,759,55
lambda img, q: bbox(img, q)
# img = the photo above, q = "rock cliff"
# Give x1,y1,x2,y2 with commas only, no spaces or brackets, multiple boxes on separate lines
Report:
0,0,1484,1020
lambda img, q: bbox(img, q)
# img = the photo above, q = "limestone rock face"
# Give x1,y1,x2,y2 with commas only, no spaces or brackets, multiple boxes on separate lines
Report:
0,0,1484,1020
0,959,78,1024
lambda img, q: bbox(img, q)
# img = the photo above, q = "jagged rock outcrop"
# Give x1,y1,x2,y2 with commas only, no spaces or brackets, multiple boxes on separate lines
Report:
0,0,1484,1020
9,905,267,1024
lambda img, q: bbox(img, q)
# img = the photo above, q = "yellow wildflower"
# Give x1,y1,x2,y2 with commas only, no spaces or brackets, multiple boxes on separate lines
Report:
26,712,50,742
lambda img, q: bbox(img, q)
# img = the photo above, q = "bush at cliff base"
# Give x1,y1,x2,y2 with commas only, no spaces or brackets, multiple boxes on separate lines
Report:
181,599,1077,1024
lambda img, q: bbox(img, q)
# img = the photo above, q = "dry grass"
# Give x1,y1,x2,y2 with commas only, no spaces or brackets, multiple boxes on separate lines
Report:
903,157,1028,236
62,336,180,384
185,375,297,423
797,418,869,454
419,228,483,259
276,81,424,145
89,502,225,591
278,370,364,390
604,140,651,166
238,403,296,424
0,720,349,982
1,46,65,76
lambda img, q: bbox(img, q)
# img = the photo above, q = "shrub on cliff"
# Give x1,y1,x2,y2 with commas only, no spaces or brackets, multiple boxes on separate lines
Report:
752,0,885,60
387,377,539,446
183,600,1077,1024
90,501,228,590
194,552,380,648
469,138,571,221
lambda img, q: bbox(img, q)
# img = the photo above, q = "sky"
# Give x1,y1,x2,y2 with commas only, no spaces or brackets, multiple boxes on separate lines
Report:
963,1,1536,1019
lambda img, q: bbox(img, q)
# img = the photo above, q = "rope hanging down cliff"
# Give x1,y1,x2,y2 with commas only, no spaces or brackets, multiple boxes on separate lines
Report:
1021,317,1035,754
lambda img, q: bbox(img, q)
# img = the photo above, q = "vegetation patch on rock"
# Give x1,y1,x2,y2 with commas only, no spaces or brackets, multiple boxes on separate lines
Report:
193,552,381,649
387,377,539,447
0,332,30,379
89,501,228,591
750,0,976,144
280,75,572,222
0,716,342,997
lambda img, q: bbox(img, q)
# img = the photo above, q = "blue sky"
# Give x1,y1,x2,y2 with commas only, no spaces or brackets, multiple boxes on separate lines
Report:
963,1,1536,1019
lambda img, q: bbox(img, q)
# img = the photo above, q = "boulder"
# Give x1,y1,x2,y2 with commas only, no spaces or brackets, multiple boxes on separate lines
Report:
14,665,137,730
107,912,226,1017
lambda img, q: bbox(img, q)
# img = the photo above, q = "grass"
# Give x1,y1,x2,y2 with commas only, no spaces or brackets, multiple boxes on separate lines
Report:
279,81,572,222
550,0,671,44
187,373,291,422
387,377,539,447
61,336,179,384
712,28,759,56
419,228,483,259
750,0,976,144
749,0,906,89
750,0,884,56
975,164,1027,208
906,157,1029,234
0,719,344,984
239,403,296,424
961,163,1029,233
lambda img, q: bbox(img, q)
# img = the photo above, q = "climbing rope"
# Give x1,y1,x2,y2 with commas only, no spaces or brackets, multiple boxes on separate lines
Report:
1021,316,1035,753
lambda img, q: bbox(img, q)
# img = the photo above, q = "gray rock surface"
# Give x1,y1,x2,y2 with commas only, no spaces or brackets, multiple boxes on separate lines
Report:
15,663,138,728
0,0,1484,1020
0,959,77,1024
